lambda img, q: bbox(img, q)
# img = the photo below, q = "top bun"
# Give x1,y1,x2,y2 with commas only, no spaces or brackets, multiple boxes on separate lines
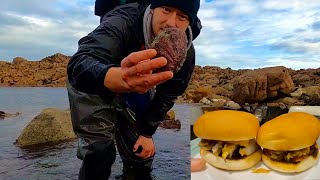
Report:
193,110,259,141
257,112,320,151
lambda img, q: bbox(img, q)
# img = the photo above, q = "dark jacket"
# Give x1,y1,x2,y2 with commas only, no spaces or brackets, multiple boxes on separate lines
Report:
94,0,202,39
67,3,196,136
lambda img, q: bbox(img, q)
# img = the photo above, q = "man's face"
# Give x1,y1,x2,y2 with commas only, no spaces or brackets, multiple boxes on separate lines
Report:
151,6,190,36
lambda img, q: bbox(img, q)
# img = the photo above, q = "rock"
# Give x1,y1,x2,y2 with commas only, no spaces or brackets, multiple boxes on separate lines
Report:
165,110,175,120
266,102,287,110
290,86,320,99
0,111,21,119
1,54,320,106
194,87,212,97
277,97,304,106
184,89,203,103
159,119,181,129
210,87,232,98
301,86,320,99
201,106,224,113
300,96,320,105
232,66,295,104
12,57,27,64
290,87,303,97
225,101,241,109
0,53,69,87
210,99,226,107
16,108,76,147
222,83,233,91
295,86,320,105
175,96,185,104
207,77,220,87
292,72,317,87
209,95,230,101
199,97,212,105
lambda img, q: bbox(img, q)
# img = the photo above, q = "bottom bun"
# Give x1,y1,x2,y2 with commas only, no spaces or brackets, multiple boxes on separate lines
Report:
200,148,262,170
262,151,319,173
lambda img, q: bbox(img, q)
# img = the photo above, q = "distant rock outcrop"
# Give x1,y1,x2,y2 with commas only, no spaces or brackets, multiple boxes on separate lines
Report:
177,65,320,106
16,108,76,147
0,53,70,87
1,53,320,106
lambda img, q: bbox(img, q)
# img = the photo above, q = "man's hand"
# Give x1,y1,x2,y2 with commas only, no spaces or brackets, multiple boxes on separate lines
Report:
104,49,174,93
133,135,155,159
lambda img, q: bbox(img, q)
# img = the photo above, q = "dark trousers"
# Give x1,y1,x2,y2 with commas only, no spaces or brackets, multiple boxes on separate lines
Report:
75,98,153,180
67,83,154,180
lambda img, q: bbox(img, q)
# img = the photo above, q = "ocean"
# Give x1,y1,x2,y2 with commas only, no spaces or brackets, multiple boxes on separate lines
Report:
0,87,192,180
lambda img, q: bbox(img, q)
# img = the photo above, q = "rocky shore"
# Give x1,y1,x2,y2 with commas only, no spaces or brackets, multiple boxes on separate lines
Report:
1,53,319,106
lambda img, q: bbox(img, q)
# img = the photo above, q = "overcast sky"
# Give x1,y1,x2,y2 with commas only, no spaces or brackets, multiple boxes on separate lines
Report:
1,0,320,69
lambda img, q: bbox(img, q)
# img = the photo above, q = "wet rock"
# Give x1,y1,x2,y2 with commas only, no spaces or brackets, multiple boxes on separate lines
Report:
16,108,76,147
159,119,181,129
165,110,175,120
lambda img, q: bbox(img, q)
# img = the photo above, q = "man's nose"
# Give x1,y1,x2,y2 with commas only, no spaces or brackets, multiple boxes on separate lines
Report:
165,13,177,28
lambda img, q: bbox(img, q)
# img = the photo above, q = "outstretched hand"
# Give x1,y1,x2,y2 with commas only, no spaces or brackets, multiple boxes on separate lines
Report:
121,49,174,93
104,49,173,94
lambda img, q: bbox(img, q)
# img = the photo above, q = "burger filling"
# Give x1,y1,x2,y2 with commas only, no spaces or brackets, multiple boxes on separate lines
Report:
199,139,260,160
263,143,318,164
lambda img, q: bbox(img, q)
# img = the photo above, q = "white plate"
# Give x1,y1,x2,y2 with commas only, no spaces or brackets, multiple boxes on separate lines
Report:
191,153,320,180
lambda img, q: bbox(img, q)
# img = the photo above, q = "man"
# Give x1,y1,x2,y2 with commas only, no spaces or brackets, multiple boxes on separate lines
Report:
67,0,200,179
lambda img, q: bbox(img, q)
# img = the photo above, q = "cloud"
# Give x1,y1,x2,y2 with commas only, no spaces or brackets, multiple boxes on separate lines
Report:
312,21,320,30
0,0,98,61
194,0,320,69
266,57,320,69
1,0,320,70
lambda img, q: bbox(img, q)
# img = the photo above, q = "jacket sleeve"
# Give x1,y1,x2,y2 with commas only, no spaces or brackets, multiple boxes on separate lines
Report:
67,9,136,95
139,45,196,137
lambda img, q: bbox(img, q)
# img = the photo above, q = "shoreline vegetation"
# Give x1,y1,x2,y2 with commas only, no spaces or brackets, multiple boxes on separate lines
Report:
1,53,319,107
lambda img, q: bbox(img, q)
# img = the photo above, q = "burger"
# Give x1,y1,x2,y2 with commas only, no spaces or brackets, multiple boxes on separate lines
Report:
257,112,320,173
193,110,261,170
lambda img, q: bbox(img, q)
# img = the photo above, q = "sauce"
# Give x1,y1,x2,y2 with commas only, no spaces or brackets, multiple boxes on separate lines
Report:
251,168,271,173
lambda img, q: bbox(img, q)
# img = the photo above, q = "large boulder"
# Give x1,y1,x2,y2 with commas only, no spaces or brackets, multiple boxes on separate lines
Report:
16,108,76,147
232,66,295,104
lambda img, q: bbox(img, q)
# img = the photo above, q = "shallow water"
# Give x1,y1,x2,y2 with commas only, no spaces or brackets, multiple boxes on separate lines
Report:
0,87,192,180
